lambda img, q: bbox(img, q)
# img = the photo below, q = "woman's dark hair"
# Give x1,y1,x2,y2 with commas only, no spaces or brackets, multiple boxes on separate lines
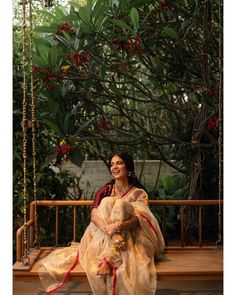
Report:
107,151,146,191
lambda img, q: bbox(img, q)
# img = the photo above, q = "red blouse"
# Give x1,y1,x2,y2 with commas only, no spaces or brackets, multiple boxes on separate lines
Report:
92,183,114,208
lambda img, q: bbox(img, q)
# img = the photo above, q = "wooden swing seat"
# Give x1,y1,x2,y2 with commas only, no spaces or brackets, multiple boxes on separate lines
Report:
13,246,223,282
13,200,223,282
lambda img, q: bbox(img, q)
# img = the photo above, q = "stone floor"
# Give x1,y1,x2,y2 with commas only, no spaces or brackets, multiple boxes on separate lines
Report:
13,280,223,295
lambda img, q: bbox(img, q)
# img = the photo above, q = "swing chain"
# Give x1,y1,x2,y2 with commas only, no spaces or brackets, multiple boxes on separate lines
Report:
216,0,223,249
20,0,40,263
29,0,40,249
21,0,30,265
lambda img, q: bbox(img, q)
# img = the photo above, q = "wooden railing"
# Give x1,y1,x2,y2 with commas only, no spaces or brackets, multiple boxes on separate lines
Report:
16,199,223,262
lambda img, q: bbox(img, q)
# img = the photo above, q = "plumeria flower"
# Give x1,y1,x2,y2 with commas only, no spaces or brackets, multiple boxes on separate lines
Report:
60,139,66,145
61,65,71,72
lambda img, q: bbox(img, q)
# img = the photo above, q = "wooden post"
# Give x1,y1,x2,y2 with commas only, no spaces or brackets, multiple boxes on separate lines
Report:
29,203,35,248
73,207,77,242
198,205,202,247
181,206,185,247
162,206,167,244
55,206,59,246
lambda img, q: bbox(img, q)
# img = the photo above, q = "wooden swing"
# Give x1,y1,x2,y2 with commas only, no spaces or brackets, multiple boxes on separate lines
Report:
13,0,223,285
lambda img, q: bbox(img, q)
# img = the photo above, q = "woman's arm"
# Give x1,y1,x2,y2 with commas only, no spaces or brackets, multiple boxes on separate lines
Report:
91,183,113,231
119,215,140,231
104,216,140,236
91,208,107,231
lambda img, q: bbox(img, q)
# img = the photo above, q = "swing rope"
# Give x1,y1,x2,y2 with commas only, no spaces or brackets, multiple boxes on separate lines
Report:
21,0,30,266
21,0,39,265
29,0,39,249
216,0,223,248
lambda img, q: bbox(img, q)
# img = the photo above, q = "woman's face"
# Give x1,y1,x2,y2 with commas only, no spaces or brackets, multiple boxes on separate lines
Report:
110,155,128,181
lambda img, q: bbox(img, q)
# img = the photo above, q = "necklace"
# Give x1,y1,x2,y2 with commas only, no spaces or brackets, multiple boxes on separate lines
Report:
114,185,133,198
121,186,129,193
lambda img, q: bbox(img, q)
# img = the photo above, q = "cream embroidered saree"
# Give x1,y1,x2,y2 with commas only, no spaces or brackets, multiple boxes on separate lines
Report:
38,187,165,294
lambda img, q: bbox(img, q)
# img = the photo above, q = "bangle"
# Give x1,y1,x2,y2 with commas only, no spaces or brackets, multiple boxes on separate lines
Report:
116,222,122,233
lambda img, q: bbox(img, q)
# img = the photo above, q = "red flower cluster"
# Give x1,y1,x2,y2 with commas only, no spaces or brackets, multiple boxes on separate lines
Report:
207,117,219,130
56,22,75,36
202,87,218,98
55,143,77,165
124,35,145,55
66,51,90,67
97,119,112,132
32,65,39,73
56,143,77,155
32,66,63,91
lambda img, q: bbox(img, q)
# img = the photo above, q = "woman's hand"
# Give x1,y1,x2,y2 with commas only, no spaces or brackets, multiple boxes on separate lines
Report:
104,222,121,236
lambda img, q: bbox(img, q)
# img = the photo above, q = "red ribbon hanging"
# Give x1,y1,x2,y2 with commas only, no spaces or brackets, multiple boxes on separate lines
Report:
104,257,118,295
46,250,79,294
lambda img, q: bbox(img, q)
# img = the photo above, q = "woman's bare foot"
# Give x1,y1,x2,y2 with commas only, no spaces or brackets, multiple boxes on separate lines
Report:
97,262,111,276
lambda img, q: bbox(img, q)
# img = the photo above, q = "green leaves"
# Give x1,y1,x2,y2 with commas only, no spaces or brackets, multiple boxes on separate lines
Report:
32,36,52,48
70,148,84,167
33,54,47,69
74,118,95,135
41,118,64,136
94,14,107,31
37,10,61,22
34,24,58,33
62,14,80,22
64,111,73,136
110,7,139,32
49,46,60,68
54,35,74,51
130,7,139,30
110,19,132,31
157,175,188,199
162,26,179,40
78,6,91,24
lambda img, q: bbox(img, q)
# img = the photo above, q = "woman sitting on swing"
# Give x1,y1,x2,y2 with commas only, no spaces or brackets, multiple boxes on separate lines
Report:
39,151,165,295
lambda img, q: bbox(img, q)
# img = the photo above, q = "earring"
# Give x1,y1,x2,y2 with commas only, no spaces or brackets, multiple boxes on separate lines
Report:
111,174,115,180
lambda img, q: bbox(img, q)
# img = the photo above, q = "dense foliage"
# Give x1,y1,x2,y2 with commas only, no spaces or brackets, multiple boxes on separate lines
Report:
29,0,221,194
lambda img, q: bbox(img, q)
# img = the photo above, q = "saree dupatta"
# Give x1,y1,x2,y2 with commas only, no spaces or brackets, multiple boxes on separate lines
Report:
38,187,165,295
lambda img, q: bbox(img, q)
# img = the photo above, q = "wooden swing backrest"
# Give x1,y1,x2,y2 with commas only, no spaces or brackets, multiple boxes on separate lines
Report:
16,199,223,262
